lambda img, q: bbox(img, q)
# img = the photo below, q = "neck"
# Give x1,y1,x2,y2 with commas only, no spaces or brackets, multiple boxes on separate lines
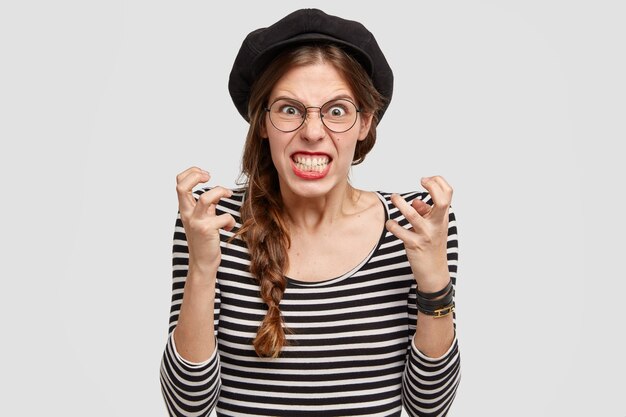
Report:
280,181,360,232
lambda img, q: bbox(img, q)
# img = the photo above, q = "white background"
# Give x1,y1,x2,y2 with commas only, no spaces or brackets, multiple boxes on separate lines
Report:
1,1,624,416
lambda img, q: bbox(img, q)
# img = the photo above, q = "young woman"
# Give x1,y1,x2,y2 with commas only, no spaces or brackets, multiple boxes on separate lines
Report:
160,9,460,416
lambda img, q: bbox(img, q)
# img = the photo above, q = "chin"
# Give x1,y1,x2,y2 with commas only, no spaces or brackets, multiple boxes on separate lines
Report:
277,172,343,199
283,180,335,199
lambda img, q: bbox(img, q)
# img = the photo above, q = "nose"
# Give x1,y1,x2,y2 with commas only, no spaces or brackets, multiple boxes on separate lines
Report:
301,107,325,141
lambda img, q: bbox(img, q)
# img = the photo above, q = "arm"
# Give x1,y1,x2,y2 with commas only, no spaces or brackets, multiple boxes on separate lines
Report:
386,177,461,416
159,168,235,416
402,206,461,416
159,212,222,417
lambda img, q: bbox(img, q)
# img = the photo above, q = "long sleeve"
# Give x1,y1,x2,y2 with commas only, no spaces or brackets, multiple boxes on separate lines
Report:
159,212,222,417
402,203,461,416
402,335,461,416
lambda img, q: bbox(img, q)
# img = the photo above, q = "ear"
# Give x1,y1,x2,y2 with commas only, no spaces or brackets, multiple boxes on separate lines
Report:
357,112,374,141
260,122,268,139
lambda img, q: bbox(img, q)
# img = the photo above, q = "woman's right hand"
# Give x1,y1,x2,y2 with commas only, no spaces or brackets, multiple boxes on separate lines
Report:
176,167,236,274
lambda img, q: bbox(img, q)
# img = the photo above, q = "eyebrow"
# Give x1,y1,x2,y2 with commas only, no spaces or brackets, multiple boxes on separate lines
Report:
270,94,357,105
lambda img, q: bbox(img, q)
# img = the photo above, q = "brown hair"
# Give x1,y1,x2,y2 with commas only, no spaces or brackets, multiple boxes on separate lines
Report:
235,44,385,358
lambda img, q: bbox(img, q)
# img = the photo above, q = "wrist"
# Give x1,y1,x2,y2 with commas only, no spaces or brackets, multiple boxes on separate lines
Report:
188,252,221,273
415,277,455,318
187,263,219,286
415,272,450,293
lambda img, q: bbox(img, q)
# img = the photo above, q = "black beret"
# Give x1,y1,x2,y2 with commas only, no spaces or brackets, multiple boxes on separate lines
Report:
228,8,394,123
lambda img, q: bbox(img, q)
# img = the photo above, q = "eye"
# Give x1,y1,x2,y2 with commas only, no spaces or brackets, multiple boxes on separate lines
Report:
328,106,346,117
323,99,355,119
281,106,300,115
276,100,305,117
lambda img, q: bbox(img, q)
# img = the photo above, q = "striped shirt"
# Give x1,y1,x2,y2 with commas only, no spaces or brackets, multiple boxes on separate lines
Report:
160,189,461,416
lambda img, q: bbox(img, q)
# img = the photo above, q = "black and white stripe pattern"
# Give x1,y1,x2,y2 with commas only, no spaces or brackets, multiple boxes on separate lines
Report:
160,190,461,416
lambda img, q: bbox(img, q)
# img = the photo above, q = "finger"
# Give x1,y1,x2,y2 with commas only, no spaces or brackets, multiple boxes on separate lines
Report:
176,167,210,197
385,219,418,248
214,213,237,232
390,193,425,231
176,168,210,213
176,166,206,184
195,186,233,217
420,176,453,220
411,198,431,217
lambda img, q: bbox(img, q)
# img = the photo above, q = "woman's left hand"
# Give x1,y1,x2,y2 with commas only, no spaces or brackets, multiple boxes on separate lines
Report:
386,176,453,292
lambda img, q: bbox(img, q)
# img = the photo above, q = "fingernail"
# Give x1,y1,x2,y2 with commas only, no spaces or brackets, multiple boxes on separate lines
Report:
421,177,429,183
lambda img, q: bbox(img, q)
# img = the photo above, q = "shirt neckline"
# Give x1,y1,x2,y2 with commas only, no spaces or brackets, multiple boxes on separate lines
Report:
286,191,390,287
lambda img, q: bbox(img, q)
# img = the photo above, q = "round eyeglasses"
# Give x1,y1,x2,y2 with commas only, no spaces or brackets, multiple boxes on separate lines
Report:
265,98,362,133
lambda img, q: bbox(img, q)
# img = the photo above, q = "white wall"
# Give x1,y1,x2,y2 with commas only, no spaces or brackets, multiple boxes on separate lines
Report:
1,1,624,415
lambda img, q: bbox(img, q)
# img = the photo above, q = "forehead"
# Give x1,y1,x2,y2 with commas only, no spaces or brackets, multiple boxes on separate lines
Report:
269,62,355,102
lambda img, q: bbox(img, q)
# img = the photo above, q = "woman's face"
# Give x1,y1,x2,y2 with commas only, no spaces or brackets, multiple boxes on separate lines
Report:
262,62,373,200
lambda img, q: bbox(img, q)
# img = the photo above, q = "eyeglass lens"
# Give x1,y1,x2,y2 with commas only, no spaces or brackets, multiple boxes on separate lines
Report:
267,98,358,133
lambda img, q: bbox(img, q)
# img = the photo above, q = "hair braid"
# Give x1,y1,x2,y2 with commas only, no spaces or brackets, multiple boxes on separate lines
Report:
237,140,291,358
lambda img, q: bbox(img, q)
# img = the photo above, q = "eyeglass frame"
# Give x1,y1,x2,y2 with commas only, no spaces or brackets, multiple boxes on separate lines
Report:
264,97,363,133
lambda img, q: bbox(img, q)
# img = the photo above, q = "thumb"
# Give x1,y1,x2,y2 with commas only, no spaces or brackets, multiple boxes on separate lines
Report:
215,213,237,232
411,198,431,217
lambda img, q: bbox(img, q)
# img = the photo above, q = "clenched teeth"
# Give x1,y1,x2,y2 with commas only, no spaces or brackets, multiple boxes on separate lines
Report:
292,155,330,172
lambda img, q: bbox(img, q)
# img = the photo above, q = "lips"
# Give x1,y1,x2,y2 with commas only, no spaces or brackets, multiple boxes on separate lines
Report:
290,152,332,179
